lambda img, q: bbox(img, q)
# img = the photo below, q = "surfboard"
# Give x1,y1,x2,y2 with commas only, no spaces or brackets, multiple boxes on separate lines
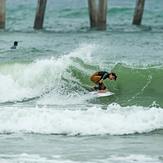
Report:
90,91,114,97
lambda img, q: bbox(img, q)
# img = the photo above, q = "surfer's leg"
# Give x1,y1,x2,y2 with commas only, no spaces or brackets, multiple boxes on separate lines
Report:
93,84,99,90
90,73,101,83
90,75,100,90
99,83,106,90
93,83,106,91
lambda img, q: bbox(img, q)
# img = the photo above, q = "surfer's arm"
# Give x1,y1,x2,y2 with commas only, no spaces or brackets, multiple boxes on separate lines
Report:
99,72,108,83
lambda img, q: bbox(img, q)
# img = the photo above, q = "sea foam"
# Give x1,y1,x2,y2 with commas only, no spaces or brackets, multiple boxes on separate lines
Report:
0,103,162,136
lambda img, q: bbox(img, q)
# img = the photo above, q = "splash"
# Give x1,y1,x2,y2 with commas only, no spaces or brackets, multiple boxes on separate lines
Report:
0,44,95,103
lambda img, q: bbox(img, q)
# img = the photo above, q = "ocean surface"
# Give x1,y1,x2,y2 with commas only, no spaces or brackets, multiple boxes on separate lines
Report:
0,0,163,162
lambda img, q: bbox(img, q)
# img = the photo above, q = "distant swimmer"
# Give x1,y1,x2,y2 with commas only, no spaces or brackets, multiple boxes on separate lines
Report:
11,41,18,49
90,71,117,92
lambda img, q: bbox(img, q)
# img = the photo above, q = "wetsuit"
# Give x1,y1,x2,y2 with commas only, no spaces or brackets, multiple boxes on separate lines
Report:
90,71,109,90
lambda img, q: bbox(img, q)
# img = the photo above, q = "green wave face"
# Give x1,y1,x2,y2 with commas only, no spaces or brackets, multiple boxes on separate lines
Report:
111,64,163,107
69,62,163,107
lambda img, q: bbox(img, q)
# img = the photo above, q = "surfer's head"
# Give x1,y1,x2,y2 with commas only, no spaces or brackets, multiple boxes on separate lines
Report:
108,72,117,81
14,41,18,46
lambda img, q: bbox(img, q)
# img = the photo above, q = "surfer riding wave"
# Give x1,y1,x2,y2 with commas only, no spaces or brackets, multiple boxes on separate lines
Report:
90,71,117,92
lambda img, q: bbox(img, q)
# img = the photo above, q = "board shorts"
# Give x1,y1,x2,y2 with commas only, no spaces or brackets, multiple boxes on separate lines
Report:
90,72,106,90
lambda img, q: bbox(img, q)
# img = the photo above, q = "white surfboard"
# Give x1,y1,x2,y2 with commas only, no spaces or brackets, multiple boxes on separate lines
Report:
90,91,114,97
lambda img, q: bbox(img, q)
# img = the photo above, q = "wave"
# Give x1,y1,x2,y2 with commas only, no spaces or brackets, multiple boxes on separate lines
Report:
0,44,163,107
0,153,161,163
58,8,88,18
0,153,80,163
111,64,163,106
0,44,96,104
108,7,133,15
0,104,163,136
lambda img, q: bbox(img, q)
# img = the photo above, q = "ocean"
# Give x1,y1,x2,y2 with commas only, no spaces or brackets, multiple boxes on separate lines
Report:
0,0,163,162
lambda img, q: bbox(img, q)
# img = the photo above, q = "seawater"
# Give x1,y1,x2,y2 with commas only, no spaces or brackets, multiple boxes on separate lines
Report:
0,0,163,163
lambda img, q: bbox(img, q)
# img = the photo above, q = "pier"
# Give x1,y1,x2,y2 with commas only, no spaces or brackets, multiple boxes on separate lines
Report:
0,0,146,30
132,0,145,25
88,0,107,30
0,0,5,29
34,0,47,29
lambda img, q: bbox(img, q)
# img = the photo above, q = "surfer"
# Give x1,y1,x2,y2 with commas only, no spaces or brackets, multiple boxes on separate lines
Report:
90,71,117,92
11,41,18,49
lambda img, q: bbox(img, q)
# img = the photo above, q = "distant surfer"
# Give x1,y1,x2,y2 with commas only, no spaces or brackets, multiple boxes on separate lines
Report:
11,41,18,49
90,71,117,92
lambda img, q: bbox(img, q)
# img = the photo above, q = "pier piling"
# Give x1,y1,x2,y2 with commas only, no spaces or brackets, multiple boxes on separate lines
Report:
98,0,107,30
132,0,145,25
88,0,97,28
34,0,47,29
0,0,5,29
88,0,107,30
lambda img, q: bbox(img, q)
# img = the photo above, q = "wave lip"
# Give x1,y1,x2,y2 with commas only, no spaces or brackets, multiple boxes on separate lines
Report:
0,104,163,136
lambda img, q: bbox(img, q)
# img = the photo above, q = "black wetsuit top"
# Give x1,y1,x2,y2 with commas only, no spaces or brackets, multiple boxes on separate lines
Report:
93,71,109,90
97,71,109,80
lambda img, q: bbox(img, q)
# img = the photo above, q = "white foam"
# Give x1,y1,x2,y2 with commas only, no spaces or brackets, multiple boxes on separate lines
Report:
0,154,161,163
103,154,162,163
0,153,82,163
0,104,163,135
0,44,95,103
0,74,35,102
